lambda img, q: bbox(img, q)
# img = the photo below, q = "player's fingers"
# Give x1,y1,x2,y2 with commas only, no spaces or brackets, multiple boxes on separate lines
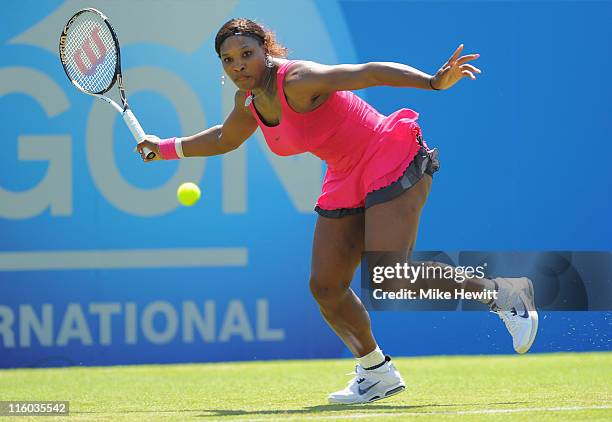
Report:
135,140,151,154
461,64,482,74
456,54,480,65
448,44,464,64
462,70,476,80
135,136,160,161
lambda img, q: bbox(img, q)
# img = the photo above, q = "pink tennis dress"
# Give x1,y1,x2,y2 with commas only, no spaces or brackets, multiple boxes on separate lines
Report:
246,60,438,215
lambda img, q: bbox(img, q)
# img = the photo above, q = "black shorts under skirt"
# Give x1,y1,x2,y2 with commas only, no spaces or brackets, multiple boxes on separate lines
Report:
314,135,440,218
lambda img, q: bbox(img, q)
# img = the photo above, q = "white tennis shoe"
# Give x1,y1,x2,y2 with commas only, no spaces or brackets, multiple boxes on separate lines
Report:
328,357,406,404
490,277,538,354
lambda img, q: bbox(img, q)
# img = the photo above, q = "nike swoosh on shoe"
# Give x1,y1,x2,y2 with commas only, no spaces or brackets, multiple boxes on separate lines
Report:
517,296,530,318
358,381,381,395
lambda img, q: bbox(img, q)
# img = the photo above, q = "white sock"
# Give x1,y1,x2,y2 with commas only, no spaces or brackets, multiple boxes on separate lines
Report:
357,346,386,370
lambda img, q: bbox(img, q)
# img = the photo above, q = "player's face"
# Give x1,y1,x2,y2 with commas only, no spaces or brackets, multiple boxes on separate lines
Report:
219,36,267,90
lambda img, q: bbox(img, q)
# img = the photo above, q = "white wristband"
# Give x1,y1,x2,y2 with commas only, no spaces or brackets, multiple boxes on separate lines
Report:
174,137,184,158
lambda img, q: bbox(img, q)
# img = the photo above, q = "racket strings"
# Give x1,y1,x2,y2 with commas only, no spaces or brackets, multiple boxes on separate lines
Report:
63,13,117,94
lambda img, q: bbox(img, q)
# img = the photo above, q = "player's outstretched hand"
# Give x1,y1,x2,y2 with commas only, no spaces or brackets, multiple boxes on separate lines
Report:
430,44,481,90
135,135,162,162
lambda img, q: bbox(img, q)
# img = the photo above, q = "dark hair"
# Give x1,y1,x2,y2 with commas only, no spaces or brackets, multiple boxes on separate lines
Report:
215,18,288,58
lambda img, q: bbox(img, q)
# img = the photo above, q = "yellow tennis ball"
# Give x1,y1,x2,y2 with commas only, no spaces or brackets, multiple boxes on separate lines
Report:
177,182,201,206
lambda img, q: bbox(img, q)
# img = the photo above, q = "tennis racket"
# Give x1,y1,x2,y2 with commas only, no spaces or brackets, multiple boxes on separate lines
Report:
58,8,155,160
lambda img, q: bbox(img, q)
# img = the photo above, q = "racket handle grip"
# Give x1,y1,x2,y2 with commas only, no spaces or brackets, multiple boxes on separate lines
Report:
123,109,156,160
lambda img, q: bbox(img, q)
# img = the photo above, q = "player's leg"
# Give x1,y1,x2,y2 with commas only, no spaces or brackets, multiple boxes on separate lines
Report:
309,212,373,357
310,213,405,404
365,173,493,294
365,173,537,354
311,213,407,404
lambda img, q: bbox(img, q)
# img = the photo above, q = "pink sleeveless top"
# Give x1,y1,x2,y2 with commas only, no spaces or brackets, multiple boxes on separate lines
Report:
246,60,423,210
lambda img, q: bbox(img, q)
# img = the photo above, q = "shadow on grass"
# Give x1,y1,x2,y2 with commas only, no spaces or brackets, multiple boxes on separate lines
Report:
194,401,529,418
69,401,530,417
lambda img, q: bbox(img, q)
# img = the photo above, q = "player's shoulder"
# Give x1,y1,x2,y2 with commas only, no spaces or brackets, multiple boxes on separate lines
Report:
280,59,320,84
281,60,326,98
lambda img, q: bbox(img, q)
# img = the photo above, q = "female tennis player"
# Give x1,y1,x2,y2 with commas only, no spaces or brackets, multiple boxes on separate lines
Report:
136,18,538,404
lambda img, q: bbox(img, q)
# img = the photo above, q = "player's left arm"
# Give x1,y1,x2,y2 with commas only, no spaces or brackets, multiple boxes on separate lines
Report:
288,44,481,94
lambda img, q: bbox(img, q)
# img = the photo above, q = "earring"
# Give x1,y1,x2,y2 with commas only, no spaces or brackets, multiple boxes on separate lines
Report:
265,55,274,68
220,75,226,85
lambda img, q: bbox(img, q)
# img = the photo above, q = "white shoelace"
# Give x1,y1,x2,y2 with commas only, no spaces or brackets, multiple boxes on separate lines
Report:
493,309,521,336
344,364,386,389
337,369,361,391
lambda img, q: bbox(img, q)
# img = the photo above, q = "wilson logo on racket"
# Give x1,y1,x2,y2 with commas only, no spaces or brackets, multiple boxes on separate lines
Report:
73,26,107,76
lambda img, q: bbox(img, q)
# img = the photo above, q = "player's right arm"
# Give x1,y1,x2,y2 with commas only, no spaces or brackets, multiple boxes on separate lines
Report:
136,90,257,162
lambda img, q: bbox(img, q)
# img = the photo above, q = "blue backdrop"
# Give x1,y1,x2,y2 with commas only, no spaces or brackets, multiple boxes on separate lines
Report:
1,0,610,368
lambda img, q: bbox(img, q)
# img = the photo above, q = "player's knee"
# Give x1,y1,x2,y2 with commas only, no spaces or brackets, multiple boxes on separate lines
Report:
309,275,350,308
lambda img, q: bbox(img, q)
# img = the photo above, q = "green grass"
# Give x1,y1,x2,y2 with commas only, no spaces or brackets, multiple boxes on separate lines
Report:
1,352,611,421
